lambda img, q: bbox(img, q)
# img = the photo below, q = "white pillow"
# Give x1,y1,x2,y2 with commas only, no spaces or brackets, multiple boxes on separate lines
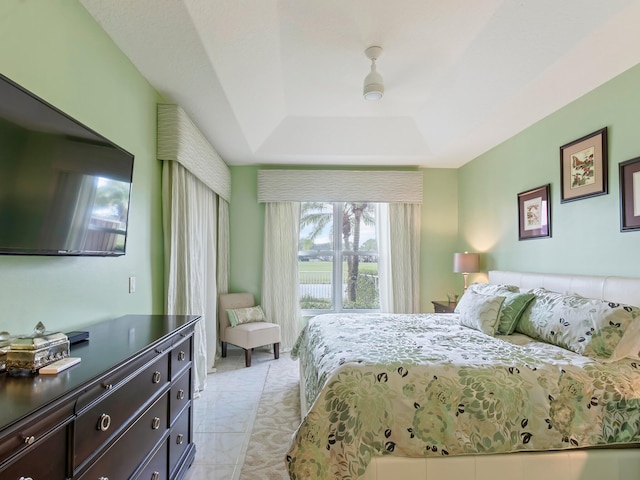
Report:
455,290,506,336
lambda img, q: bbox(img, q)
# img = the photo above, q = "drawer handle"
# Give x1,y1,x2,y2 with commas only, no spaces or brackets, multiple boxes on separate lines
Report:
23,435,35,445
152,417,161,430
98,413,111,432
151,473,160,480
19,477,34,480
176,433,184,445
103,383,113,390
177,389,185,400
152,371,162,383
98,477,109,480
178,350,186,361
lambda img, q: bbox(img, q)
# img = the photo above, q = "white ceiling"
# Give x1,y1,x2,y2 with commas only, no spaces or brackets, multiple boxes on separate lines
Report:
80,0,640,168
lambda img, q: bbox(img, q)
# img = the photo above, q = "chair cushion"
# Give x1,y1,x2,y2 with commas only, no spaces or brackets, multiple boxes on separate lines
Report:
227,305,266,327
224,322,281,350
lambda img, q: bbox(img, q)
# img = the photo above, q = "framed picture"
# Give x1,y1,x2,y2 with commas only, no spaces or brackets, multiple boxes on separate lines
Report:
619,156,640,232
560,127,608,203
518,184,551,240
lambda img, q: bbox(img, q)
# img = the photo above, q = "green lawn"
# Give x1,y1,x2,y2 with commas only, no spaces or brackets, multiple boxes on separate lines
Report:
298,261,378,273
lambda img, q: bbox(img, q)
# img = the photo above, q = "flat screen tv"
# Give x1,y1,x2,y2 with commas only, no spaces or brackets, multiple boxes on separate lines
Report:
0,73,134,256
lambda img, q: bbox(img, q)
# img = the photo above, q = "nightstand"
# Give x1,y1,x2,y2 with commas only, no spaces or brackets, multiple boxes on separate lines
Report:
431,300,456,313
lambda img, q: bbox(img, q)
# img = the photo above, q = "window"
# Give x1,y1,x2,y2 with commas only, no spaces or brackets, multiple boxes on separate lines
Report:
299,202,379,313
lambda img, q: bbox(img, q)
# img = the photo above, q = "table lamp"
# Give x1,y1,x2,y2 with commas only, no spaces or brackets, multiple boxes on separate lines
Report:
453,252,480,292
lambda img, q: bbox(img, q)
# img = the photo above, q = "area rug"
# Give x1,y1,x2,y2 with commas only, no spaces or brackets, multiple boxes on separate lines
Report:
239,355,301,480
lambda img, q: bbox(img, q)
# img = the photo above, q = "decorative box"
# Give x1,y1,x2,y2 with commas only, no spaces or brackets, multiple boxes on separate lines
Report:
5,323,69,375
0,332,13,373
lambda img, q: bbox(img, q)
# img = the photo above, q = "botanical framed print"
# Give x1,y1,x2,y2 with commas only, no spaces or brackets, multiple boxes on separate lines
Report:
619,156,640,232
560,127,608,203
518,184,551,240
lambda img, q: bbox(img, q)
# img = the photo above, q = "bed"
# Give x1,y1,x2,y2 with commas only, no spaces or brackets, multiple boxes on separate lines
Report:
286,271,640,480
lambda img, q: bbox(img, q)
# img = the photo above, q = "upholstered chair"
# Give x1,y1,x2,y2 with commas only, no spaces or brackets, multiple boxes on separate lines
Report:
218,293,281,367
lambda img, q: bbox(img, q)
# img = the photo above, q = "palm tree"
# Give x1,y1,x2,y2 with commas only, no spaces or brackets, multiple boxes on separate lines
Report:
94,179,130,222
342,203,375,302
300,202,375,303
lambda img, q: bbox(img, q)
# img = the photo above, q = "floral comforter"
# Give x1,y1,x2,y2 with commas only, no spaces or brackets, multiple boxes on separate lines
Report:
286,313,640,480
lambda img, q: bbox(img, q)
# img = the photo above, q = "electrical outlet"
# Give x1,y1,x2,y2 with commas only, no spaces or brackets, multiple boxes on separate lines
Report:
129,276,136,293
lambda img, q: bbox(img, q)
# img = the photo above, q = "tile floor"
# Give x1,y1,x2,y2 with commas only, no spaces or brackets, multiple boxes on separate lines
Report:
182,346,281,480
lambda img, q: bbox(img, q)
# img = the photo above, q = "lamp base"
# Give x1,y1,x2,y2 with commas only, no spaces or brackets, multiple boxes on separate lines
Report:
463,273,469,292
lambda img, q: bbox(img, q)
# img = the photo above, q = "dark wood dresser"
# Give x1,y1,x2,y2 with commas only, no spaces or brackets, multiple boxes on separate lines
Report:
0,314,199,480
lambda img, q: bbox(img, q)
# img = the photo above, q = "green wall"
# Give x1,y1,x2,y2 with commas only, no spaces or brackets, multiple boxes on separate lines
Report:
228,165,460,312
229,166,264,297
0,1,164,334
458,63,640,277
420,168,459,308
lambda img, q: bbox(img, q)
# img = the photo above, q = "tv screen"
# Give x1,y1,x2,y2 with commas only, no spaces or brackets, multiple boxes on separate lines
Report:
0,73,134,256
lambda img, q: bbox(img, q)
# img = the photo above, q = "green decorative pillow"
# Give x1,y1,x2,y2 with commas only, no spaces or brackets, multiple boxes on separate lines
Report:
455,290,505,336
495,291,536,335
516,288,639,358
227,305,266,327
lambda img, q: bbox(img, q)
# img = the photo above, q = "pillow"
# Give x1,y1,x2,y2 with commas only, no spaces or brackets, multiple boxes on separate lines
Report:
495,291,536,335
227,305,266,327
607,313,640,362
464,283,530,335
516,288,639,359
466,283,519,296
454,290,505,336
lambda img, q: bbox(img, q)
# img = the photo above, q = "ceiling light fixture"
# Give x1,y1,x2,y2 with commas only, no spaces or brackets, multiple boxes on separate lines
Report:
363,46,384,101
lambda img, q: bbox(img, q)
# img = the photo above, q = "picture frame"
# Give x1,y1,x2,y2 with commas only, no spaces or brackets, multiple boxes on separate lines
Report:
518,184,551,240
560,127,608,203
619,156,640,232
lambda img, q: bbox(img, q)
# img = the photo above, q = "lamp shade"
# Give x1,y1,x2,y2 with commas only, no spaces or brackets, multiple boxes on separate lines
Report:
453,252,479,274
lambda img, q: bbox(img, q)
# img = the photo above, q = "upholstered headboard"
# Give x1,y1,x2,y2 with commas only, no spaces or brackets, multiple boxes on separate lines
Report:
489,271,640,308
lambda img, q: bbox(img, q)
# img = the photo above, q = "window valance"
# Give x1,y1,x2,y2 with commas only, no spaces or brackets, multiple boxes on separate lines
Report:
257,170,423,203
157,104,231,202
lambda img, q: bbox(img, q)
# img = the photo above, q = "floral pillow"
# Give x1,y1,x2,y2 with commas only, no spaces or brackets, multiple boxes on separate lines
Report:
608,314,640,362
516,288,639,359
454,290,505,336
466,283,519,296
465,283,530,335
227,305,266,327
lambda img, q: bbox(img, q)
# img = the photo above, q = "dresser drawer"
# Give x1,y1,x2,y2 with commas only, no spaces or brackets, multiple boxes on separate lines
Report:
0,421,68,479
75,336,173,412
170,335,192,379
169,406,192,477
0,401,73,469
77,393,168,480
170,368,191,425
134,438,168,480
73,352,169,470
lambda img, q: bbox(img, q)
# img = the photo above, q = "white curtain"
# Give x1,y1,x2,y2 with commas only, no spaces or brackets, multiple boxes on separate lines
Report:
163,161,218,394
377,203,421,313
376,203,392,312
217,199,230,295
262,202,301,350
215,199,230,361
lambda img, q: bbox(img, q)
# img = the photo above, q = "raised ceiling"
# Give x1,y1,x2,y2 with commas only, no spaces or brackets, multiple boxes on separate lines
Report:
80,0,640,168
